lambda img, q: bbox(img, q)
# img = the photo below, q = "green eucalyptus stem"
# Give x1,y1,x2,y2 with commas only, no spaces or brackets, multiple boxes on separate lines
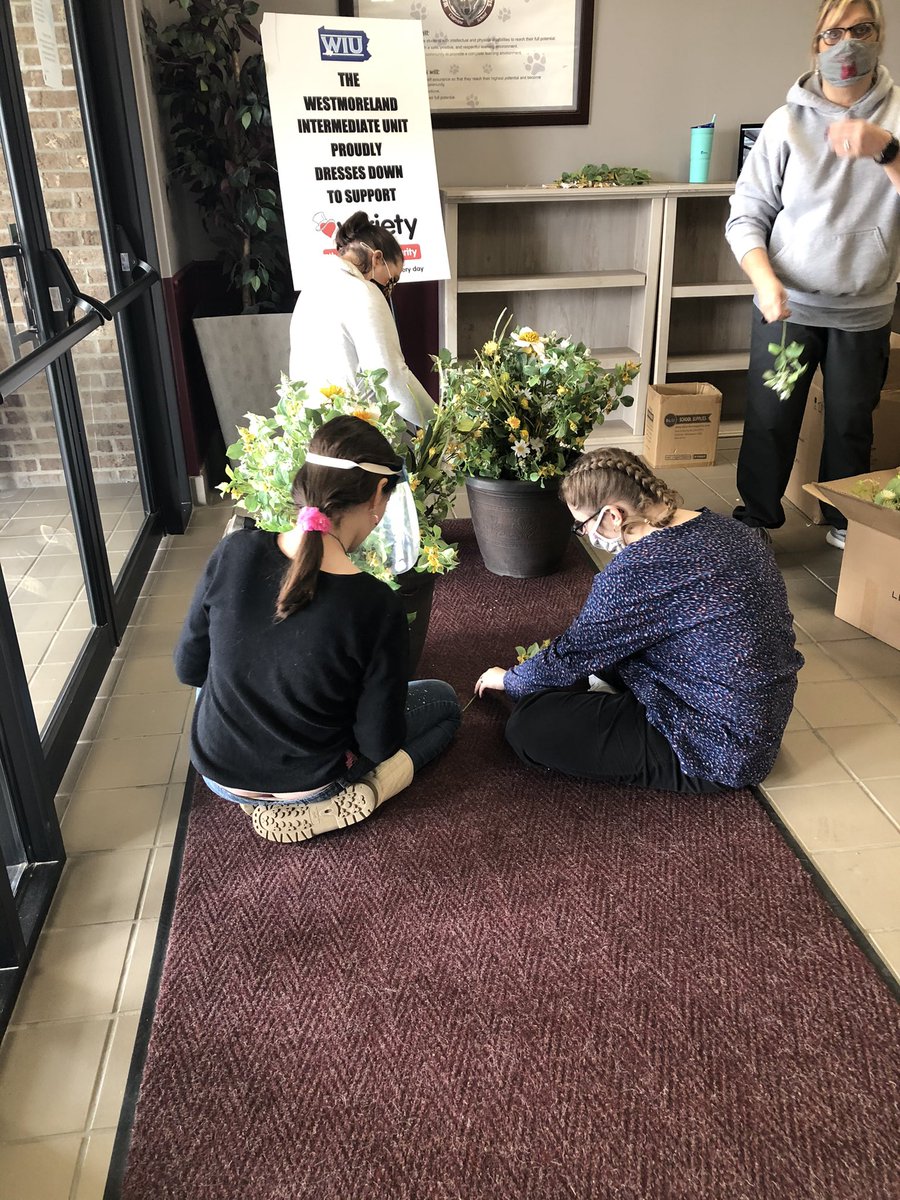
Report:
762,321,808,402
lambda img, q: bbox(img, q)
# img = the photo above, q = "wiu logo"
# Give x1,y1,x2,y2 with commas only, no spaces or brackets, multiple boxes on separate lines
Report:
318,26,371,62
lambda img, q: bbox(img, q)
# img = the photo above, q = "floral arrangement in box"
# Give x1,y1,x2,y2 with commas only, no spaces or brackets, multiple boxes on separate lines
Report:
218,369,459,584
851,471,900,510
435,312,639,484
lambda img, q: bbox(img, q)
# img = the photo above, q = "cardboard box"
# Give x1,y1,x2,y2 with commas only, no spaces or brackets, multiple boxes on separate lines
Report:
803,469,900,651
871,388,900,472
785,370,900,522
643,384,721,468
885,331,900,391
785,373,825,524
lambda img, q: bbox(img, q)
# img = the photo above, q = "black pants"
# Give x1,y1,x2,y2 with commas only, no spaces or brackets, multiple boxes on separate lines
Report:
505,687,727,795
734,309,891,530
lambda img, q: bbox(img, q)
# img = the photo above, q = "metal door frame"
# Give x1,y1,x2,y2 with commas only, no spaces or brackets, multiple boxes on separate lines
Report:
0,0,191,1033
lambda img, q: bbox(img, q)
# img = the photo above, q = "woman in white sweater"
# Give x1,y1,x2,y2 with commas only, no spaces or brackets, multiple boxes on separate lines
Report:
288,210,434,427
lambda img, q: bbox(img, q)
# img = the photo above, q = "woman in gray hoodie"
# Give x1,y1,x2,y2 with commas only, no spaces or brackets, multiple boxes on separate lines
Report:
725,0,900,549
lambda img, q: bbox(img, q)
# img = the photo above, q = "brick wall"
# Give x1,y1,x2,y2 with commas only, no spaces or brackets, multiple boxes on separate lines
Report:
0,2,138,492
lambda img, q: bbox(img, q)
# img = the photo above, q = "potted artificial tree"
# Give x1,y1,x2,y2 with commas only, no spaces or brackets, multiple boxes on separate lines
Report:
143,0,294,449
438,312,639,577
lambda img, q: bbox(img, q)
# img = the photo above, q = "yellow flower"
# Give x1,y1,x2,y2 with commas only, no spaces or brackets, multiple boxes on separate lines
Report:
557,385,568,396
520,397,530,409
506,415,521,430
520,429,529,441
482,340,499,356
350,408,376,423
408,474,420,492
320,384,345,398
426,545,441,570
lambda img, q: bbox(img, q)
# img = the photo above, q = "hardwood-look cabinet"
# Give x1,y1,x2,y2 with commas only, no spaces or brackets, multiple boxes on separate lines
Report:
440,185,668,447
653,185,753,435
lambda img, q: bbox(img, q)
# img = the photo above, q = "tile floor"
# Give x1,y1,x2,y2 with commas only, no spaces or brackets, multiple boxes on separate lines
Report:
0,450,899,1200
1,482,144,734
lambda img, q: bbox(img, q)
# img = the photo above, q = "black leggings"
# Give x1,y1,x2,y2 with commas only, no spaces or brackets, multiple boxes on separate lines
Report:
505,687,728,795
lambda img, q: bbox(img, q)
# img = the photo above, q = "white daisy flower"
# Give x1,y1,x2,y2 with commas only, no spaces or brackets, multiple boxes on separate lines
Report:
512,328,547,358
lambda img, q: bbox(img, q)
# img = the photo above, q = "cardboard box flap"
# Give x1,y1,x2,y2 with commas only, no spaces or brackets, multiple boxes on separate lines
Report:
803,469,900,538
885,332,900,391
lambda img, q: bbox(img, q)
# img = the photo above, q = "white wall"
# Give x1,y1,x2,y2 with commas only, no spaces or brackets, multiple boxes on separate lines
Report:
140,0,900,268
264,1,899,185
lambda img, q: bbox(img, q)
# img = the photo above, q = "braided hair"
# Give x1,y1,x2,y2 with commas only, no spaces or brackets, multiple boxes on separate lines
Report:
560,448,682,537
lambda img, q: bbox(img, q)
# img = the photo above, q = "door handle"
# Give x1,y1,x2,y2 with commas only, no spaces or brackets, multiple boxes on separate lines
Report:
41,247,113,328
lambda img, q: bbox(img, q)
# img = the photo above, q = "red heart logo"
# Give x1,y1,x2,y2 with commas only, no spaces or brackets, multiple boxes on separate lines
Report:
320,219,337,238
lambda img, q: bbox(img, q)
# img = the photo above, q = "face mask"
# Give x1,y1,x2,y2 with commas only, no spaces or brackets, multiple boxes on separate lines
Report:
817,38,879,87
587,506,624,554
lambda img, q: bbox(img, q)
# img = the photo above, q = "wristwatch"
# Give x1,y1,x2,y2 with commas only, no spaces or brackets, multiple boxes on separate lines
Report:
874,132,899,165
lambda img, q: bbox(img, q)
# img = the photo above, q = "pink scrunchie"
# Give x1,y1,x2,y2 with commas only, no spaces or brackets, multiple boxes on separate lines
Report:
296,506,332,533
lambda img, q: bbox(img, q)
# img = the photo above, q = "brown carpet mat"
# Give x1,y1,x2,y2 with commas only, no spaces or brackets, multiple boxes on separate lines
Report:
112,521,900,1200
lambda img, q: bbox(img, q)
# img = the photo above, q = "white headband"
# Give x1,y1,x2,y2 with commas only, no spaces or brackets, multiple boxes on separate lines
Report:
305,451,401,476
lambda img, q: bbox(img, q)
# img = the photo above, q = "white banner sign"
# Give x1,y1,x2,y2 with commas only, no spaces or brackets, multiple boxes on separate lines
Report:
261,13,450,287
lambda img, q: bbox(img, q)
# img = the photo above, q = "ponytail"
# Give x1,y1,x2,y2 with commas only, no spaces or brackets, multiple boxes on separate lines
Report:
275,507,330,621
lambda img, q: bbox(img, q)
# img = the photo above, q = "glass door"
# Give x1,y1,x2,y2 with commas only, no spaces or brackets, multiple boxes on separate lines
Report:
0,0,189,1031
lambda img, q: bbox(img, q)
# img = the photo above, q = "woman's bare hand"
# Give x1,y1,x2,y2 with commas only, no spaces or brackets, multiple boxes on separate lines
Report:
474,667,507,697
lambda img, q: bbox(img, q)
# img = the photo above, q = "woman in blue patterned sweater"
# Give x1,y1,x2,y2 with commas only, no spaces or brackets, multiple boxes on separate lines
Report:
474,449,803,792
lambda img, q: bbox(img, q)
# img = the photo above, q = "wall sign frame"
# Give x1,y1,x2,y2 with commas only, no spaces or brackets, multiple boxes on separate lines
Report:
337,0,594,128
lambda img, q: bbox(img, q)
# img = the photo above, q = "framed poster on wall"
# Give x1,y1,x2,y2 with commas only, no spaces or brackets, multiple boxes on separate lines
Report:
337,0,594,128
737,123,763,176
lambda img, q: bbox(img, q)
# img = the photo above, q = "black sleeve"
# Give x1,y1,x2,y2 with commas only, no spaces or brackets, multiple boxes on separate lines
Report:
173,542,223,688
352,592,410,764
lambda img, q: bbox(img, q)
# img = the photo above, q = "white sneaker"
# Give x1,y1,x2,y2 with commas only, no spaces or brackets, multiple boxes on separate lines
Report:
825,527,846,550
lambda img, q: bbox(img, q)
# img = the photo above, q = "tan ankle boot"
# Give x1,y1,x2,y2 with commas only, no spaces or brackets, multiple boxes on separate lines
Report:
250,779,377,843
363,750,415,809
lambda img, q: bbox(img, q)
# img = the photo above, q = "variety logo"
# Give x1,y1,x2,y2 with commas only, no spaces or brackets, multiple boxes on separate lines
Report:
317,26,371,62
313,212,338,240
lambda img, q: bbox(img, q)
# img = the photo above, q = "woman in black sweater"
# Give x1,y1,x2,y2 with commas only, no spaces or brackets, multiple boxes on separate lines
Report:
175,416,460,843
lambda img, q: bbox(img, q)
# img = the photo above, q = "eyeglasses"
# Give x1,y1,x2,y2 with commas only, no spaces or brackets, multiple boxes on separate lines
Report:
818,21,878,45
571,506,605,537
